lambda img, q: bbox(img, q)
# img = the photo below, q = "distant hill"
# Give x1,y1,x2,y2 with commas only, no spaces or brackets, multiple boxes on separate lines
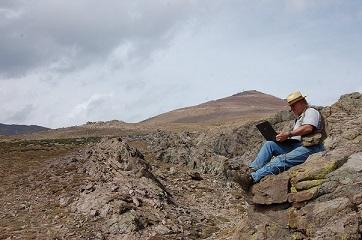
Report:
0,123,50,136
141,90,288,126
4,90,289,139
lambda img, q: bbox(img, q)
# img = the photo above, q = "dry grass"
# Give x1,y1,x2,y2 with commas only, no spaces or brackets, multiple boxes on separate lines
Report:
0,138,98,174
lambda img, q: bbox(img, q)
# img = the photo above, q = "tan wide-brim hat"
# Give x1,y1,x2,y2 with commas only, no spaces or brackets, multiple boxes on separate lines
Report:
286,91,306,105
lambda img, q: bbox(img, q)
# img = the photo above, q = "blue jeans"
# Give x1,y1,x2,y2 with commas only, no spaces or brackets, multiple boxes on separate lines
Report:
249,141,324,182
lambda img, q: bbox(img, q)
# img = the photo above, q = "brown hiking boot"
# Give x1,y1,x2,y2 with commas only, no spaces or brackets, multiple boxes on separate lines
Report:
227,170,254,192
238,173,254,192
239,164,256,175
246,167,256,175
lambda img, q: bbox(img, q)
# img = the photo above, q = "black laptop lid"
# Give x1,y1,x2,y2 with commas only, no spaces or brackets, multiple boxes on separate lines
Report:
256,121,277,141
256,121,300,144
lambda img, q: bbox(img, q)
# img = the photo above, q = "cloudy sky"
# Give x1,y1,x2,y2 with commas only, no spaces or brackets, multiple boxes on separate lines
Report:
1,0,361,128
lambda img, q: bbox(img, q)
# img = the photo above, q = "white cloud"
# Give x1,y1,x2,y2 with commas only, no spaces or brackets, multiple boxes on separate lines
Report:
0,8,22,19
0,0,361,128
67,94,114,121
0,0,194,77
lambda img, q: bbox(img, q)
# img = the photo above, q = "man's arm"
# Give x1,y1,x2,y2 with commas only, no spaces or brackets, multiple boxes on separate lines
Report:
276,124,314,142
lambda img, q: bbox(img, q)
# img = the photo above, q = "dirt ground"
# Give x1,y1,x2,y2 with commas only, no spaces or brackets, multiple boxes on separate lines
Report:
0,138,100,239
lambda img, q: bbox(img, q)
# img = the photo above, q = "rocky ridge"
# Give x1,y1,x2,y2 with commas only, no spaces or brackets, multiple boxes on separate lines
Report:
0,123,49,136
2,92,360,239
68,137,248,239
232,92,362,239
66,92,361,239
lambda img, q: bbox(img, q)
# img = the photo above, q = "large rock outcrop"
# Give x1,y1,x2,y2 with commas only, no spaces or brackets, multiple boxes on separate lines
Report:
67,92,361,239
233,93,362,239
71,138,174,238
250,92,361,205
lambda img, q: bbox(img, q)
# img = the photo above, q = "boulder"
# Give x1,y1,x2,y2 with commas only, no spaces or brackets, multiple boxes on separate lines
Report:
251,152,340,205
333,152,362,173
294,179,325,191
287,186,319,203
288,197,360,239
105,210,142,234
286,151,362,239
288,153,339,185
232,209,290,240
251,174,290,205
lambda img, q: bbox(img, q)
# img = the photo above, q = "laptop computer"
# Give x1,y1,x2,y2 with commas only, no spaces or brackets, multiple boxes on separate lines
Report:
256,121,300,144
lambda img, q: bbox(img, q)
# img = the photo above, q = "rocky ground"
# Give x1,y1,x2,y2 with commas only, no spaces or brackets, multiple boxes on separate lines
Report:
0,92,361,239
0,137,248,239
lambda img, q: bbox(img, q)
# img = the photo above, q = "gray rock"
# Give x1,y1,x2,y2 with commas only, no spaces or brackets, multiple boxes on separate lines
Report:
105,211,142,234
333,152,362,173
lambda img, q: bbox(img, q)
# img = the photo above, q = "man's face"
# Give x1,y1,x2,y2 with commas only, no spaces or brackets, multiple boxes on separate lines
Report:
289,100,306,116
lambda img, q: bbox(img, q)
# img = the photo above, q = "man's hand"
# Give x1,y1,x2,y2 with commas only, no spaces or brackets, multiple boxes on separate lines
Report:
276,125,314,142
276,131,289,142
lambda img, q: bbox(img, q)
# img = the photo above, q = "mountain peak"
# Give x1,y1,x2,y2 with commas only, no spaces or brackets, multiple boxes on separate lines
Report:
232,90,264,96
142,90,288,126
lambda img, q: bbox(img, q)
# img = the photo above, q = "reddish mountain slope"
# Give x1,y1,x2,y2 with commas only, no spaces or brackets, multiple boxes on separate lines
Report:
142,90,288,125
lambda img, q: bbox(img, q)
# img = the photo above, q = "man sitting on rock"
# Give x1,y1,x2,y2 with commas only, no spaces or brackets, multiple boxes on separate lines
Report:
236,91,325,191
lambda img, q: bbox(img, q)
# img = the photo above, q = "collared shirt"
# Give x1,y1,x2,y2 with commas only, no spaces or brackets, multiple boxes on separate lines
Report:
291,107,321,141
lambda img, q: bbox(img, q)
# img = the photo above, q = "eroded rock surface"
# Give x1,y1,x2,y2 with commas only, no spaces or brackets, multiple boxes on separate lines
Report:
68,137,249,239
93,92,360,239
